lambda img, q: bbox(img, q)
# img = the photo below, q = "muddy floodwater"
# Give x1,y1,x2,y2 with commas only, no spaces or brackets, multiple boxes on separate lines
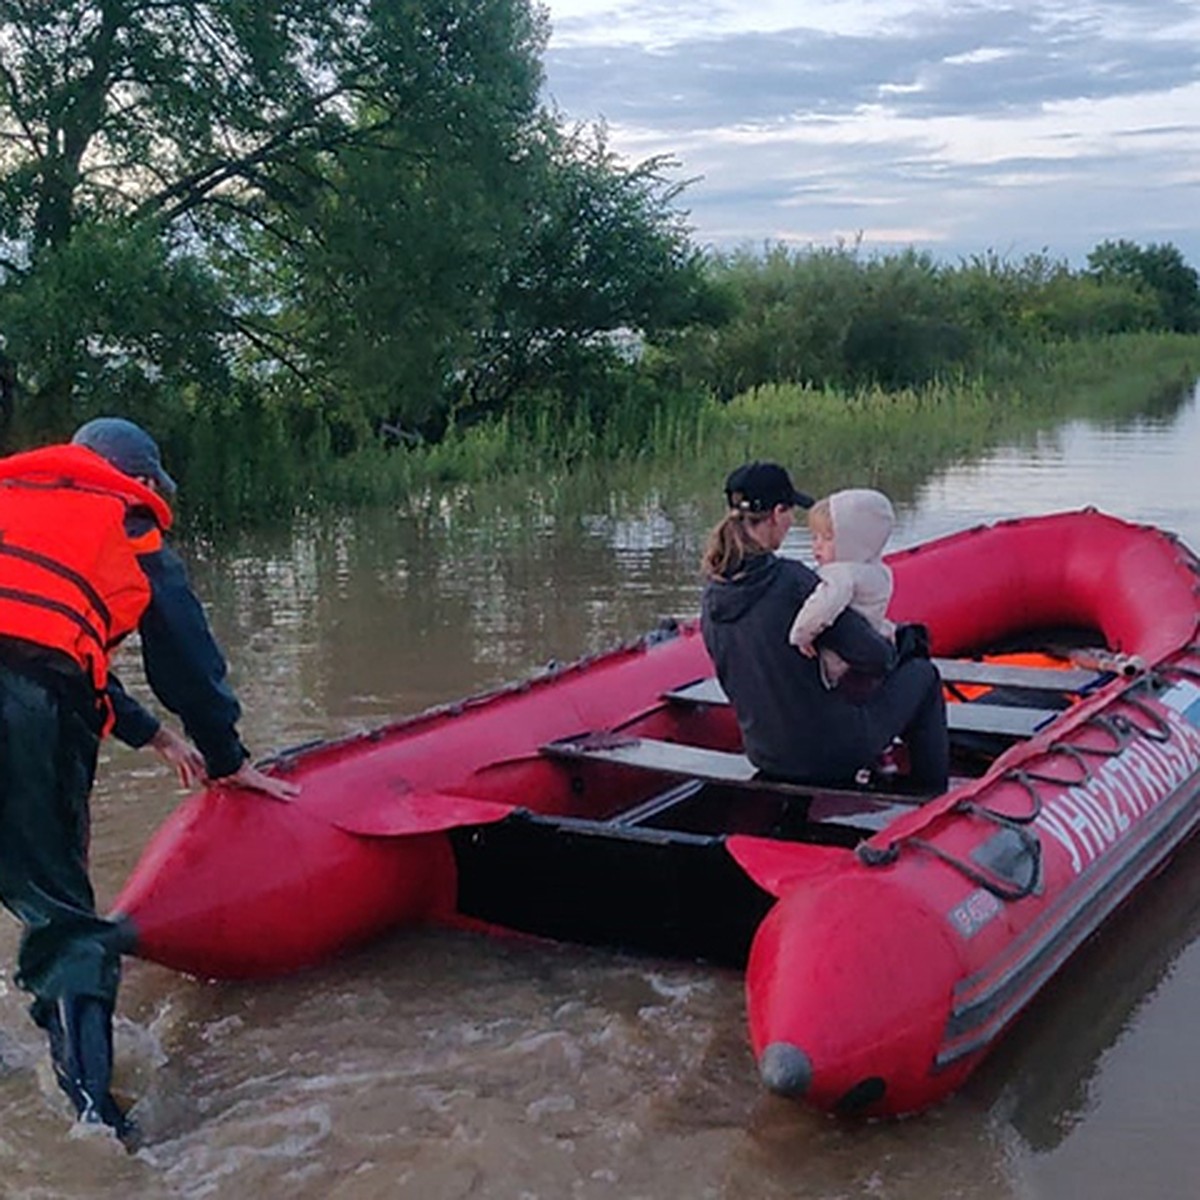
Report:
3,386,1200,1199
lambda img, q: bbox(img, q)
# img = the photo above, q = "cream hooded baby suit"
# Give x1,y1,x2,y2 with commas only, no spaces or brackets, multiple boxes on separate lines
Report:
789,488,896,687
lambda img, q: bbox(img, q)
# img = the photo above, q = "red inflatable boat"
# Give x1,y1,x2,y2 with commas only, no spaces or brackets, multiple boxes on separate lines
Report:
113,509,1200,1116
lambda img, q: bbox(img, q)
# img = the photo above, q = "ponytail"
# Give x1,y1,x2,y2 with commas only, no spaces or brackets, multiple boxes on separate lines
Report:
702,510,772,579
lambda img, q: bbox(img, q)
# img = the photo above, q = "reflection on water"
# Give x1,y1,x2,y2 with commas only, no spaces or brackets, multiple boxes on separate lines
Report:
911,385,1200,548
2,383,1200,1196
968,834,1200,1178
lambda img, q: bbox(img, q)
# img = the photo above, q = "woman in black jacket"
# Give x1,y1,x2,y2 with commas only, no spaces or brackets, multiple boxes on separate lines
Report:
700,461,948,790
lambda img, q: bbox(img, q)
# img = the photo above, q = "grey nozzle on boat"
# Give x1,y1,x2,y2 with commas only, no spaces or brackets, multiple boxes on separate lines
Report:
759,1041,813,1097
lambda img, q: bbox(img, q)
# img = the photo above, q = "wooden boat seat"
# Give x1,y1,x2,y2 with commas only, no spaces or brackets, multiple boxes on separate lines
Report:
548,734,777,788
662,673,1066,739
539,657,1101,838
929,657,1104,692
542,729,926,835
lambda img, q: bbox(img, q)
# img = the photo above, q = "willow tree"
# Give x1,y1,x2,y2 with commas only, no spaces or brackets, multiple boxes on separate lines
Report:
0,0,548,438
283,116,730,441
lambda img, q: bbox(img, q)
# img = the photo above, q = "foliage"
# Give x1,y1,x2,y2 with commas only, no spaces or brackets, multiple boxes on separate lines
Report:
0,220,230,432
0,0,726,453
1,3,1198,531
213,0,551,446
671,241,1199,400
1086,240,1200,333
450,122,730,431
1,0,457,426
265,118,728,442
273,332,1200,525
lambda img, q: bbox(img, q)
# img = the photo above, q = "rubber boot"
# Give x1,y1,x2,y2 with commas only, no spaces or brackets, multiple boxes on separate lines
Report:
38,996,139,1147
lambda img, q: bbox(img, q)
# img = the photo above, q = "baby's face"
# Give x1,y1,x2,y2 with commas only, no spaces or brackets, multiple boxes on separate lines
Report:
812,528,835,566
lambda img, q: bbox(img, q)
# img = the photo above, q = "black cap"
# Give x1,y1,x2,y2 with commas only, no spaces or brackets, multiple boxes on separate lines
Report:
724,461,813,513
72,417,177,497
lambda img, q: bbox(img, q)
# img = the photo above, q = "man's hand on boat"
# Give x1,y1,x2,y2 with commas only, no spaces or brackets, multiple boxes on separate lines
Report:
149,726,300,799
149,725,207,788
217,760,301,801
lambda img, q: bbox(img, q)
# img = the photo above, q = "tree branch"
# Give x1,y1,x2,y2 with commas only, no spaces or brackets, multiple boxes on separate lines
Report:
225,313,314,386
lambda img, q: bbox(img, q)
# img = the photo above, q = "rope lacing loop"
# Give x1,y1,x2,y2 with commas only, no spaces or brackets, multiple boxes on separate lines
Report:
904,824,1042,902
990,769,1051,818
1008,743,1094,788
1157,661,1200,684
957,789,1041,826
1072,712,1137,758
1111,699,1173,743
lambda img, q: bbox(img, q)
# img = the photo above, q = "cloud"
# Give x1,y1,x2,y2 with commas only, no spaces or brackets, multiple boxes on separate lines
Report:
541,1,1200,263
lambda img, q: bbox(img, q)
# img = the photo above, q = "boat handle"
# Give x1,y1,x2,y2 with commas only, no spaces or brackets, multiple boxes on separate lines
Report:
959,787,1041,825
857,808,1043,901
1008,744,1093,787
1111,700,1173,743
906,820,1042,902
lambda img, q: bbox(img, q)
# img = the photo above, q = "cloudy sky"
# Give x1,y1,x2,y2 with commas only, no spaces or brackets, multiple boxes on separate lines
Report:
540,1,1200,266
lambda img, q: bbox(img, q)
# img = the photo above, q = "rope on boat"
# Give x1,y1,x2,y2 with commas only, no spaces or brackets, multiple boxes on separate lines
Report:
1008,743,1095,787
1110,701,1173,743
857,805,1044,901
907,825,1042,901
978,772,1046,818
959,791,1040,825
1073,712,1138,756
1157,652,1200,684
856,671,1188,903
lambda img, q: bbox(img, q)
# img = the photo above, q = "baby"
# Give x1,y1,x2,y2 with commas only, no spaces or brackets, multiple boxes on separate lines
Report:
789,488,896,688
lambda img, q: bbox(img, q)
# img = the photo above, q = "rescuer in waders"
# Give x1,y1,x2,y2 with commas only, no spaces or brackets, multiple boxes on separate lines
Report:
0,417,298,1147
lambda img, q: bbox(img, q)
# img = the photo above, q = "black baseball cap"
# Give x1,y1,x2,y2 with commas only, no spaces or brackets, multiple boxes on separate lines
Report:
724,461,813,513
72,417,177,497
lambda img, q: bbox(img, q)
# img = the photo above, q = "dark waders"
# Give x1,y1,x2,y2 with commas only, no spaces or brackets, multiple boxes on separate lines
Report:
0,662,136,1141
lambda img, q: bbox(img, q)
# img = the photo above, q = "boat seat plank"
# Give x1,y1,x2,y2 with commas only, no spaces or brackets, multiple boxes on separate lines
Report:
550,735,758,782
662,677,1059,738
541,734,929,810
944,702,1056,738
931,658,1104,692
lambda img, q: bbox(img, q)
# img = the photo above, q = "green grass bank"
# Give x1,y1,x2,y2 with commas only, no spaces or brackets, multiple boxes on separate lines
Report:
255,332,1199,528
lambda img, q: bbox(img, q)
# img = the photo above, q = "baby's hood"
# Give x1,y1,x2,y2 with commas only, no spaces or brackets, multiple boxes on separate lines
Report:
830,489,895,563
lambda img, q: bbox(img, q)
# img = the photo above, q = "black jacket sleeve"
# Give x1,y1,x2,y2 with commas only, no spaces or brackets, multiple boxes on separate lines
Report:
108,671,160,748
123,534,249,778
817,604,897,675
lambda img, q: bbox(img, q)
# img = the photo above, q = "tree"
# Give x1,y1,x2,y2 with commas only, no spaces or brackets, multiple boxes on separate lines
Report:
0,218,230,438
455,124,722,419
0,0,549,432
1,1,721,461
1086,240,1200,333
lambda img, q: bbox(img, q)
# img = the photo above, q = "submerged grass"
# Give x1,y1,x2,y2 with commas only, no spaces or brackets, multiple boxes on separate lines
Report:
310,331,1200,517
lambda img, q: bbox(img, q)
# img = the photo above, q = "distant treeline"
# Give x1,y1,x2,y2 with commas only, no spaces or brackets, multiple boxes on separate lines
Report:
1,2,1198,528
682,239,1200,398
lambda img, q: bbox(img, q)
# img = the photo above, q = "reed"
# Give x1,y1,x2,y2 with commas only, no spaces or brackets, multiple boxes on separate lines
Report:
174,332,1200,530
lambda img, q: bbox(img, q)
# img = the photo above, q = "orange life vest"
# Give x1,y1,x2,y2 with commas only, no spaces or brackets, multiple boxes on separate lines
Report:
0,444,174,692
